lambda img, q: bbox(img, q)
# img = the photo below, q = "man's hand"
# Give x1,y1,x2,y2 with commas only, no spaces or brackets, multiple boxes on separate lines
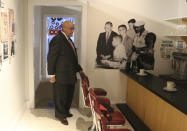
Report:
79,71,89,86
105,55,111,59
50,76,56,83
101,55,111,60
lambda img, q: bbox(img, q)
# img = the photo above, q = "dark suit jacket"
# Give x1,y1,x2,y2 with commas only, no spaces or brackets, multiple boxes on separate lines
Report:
96,31,118,64
47,31,82,84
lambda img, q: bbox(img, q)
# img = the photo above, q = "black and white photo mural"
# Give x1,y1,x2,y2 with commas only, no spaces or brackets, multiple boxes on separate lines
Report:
95,19,156,71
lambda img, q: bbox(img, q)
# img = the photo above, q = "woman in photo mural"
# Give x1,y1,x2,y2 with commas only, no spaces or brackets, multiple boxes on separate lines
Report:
122,19,136,70
117,19,136,70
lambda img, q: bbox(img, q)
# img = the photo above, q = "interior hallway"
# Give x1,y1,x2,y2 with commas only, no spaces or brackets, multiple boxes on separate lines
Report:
1,0,186,130
35,80,80,108
15,108,92,131
15,108,134,131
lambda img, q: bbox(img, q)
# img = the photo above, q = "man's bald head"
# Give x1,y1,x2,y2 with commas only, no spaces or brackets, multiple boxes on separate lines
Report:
62,21,75,38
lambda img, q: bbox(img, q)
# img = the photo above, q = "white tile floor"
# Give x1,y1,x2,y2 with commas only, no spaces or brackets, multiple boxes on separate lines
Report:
16,108,134,131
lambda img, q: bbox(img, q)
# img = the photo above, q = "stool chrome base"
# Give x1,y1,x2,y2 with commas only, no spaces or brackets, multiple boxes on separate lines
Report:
88,125,96,131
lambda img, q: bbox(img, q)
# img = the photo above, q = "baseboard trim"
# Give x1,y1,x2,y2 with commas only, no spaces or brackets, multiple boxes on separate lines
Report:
8,102,27,131
116,103,150,131
26,99,35,109
111,100,126,104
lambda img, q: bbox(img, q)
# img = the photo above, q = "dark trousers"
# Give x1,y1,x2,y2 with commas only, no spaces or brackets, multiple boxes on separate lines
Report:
53,82,75,119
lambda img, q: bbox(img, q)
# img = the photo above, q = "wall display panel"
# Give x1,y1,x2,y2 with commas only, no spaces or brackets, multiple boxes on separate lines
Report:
0,4,15,67
3,42,8,61
8,8,15,37
0,0,4,8
10,38,15,56
8,37,15,64
160,40,174,60
0,11,8,43
95,19,156,71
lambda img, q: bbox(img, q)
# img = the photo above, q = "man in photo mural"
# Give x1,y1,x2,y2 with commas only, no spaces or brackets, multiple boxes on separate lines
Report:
124,19,136,70
136,32,156,70
96,21,118,65
126,19,136,42
47,21,89,125
131,21,149,71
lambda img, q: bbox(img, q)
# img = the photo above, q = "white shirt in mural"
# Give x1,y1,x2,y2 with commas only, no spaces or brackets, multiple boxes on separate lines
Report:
113,44,126,60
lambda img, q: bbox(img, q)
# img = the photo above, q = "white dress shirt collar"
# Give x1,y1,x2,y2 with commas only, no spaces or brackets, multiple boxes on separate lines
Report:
61,31,76,54
61,31,69,40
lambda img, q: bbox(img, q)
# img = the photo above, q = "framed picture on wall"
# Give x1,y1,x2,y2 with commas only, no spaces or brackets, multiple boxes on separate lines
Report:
0,11,8,43
3,42,8,61
9,38,15,56
8,38,15,64
0,0,4,8
8,8,15,37
160,40,174,60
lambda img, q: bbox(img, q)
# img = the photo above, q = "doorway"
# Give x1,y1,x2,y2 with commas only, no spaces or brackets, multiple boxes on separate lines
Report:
33,6,82,109
45,16,75,78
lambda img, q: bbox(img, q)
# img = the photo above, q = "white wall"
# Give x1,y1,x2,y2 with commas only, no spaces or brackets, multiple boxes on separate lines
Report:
0,0,26,130
179,0,187,17
88,0,180,21
86,0,179,103
34,6,42,90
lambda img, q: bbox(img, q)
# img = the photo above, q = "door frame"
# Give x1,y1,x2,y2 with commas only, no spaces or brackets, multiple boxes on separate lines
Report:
26,0,87,108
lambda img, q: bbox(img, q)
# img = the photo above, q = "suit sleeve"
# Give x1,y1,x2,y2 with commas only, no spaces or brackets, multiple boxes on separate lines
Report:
96,33,102,57
47,38,61,75
75,63,83,72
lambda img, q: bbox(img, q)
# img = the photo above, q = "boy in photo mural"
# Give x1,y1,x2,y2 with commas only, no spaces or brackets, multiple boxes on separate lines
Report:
101,35,127,69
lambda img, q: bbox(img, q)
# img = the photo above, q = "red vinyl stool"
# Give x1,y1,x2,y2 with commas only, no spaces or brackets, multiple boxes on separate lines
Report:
85,96,110,107
93,100,126,126
82,80,108,108
101,117,132,131
82,80,107,97
100,111,126,125
89,88,126,131
93,88,107,96
81,80,110,131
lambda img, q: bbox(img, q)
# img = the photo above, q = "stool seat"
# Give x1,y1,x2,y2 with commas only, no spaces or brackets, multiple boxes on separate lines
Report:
100,112,131,131
93,88,107,96
103,111,126,125
104,129,131,131
86,96,111,107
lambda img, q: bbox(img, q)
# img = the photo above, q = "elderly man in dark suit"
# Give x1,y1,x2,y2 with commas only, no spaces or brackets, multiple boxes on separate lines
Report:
96,21,118,65
47,21,89,125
